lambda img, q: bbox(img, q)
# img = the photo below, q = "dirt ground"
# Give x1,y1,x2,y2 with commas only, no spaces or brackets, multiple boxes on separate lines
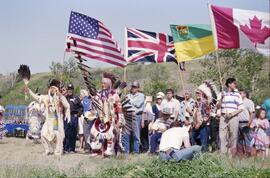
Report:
0,137,152,177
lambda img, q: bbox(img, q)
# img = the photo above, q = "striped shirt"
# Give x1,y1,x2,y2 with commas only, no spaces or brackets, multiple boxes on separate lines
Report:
160,98,180,118
152,118,174,132
217,90,244,114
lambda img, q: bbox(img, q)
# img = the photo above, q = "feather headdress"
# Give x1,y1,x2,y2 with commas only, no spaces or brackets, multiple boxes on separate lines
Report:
197,80,218,104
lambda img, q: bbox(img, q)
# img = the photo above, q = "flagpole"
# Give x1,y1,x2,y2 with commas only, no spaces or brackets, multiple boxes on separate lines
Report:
215,50,223,91
123,64,127,96
178,63,185,91
124,66,127,83
207,2,223,91
61,50,66,81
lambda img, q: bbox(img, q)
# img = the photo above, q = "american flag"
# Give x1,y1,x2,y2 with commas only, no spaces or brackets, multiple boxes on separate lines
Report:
66,11,126,67
126,27,176,63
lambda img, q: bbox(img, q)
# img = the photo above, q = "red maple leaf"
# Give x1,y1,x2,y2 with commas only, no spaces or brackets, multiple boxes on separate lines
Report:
240,16,270,46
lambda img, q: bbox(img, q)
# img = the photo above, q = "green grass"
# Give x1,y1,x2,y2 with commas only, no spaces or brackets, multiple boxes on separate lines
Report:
0,166,67,178
96,153,270,178
0,153,269,178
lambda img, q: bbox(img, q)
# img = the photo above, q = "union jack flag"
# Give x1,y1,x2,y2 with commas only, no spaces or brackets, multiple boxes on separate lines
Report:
125,27,177,63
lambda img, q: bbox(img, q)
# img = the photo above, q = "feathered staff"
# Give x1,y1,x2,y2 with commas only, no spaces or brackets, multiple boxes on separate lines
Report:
76,56,133,133
18,65,31,100
77,62,103,113
121,97,135,132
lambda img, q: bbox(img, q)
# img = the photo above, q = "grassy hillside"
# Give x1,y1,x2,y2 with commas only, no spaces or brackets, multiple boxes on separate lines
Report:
0,61,200,106
0,72,53,106
0,57,268,106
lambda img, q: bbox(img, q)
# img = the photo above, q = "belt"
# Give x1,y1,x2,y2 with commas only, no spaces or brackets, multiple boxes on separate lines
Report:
161,148,175,157
239,121,248,124
71,114,79,117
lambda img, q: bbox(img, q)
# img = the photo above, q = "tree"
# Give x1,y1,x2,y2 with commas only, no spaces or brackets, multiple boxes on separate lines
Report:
0,72,18,97
190,49,269,104
143,64,178,97
49,57,80,83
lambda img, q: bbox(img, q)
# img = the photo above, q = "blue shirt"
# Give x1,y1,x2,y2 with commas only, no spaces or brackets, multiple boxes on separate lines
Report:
127,92,145,114
262,98,270,121
82,97,92,114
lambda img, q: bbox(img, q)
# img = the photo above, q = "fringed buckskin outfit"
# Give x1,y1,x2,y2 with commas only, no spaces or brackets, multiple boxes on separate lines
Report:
28,83,70,155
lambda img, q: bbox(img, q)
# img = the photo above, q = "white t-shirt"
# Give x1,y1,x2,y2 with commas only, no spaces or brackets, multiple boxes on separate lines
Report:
159,127,190,151
160,98,180,118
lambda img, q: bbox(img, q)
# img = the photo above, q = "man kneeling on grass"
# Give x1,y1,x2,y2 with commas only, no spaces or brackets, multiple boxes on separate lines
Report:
159,121,201,161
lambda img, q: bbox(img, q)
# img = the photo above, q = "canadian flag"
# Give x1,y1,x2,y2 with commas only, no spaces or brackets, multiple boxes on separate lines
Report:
209,5,270,56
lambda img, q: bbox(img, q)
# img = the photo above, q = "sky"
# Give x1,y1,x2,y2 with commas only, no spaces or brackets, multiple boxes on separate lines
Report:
0,0,269,74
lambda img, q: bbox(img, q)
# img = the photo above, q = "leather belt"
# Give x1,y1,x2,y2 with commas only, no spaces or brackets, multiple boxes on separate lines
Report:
161,148,175,157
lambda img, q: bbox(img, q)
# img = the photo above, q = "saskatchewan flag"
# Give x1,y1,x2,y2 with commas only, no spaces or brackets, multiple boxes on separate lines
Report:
170,24,215,62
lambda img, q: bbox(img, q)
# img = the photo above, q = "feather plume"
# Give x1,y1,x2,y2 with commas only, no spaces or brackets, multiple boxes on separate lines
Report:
18,65,31,85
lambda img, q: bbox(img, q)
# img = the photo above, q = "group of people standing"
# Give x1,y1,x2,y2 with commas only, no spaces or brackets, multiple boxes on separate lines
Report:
119,77,270,160
1,75,269,161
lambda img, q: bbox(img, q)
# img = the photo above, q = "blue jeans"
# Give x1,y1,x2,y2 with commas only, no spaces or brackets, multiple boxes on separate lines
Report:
191,126,210,152
150,132,162,153
84,120,95,149
122,114,141,153
159,145,202,161
64,116,78,152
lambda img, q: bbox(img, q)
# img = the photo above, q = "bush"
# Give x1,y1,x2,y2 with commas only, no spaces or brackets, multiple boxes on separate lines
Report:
96,153,270,178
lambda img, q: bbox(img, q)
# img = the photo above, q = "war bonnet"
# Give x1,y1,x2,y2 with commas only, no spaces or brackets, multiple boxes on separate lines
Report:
197,80,218,104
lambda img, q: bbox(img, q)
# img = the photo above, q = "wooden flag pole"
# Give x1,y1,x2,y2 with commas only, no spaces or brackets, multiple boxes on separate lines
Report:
124,66,127,82
61,50,67,81
215,50,224,91
178,63,185,91
123,65,127,95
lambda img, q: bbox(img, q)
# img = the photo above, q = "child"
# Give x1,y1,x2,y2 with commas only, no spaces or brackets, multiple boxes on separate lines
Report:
250,108,269,157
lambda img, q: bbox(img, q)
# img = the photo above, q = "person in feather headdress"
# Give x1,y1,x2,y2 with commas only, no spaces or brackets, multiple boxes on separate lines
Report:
25,79,70,155
191,89,211,152
191,81,218,152
89,72,123,156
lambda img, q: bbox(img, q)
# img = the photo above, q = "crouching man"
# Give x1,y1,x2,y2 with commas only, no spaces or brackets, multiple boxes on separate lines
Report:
159,121,201,161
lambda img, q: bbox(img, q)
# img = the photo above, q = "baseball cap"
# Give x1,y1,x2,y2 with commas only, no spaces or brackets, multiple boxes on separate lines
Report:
67,83,74,90
131,81,140,88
